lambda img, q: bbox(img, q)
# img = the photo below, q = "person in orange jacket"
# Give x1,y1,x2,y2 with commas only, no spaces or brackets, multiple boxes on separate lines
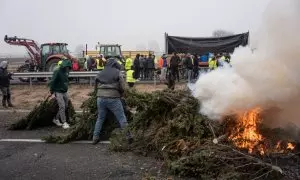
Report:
159,54,168,81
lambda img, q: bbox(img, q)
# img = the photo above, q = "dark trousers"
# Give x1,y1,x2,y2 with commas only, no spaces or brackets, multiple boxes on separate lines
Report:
1,86,12,106
134,67,140,79
148,69,154,80
128,82,135,88
168,68,177,90
193,66,199,79
144,68,148,79
140,67,144,79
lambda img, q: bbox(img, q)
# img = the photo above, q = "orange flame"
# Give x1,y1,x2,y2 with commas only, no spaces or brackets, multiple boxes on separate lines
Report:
229,108,263,154
287,143,295,150
228,108,296,155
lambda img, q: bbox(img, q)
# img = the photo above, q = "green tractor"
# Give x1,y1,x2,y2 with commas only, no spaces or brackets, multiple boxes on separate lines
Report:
98,44,125,66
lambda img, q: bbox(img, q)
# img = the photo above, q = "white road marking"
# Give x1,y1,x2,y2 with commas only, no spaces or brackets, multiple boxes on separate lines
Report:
0,139,110,144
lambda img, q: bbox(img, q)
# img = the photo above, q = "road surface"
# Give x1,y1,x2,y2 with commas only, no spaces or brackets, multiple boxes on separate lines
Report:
0,111,192,180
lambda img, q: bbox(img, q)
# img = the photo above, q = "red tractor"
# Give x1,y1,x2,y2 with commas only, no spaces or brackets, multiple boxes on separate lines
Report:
4,35,78,82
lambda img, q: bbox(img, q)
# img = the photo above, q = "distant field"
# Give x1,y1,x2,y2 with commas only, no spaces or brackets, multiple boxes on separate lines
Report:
0,57,25,72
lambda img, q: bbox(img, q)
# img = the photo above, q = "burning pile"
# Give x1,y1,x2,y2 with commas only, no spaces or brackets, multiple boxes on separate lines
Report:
107,89,300,179
226,108,297,156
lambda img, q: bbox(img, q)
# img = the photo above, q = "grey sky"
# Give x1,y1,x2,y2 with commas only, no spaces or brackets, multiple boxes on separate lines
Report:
0,0,271,55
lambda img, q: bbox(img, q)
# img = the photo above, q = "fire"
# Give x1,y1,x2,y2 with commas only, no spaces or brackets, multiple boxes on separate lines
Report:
228,108,296,155
287,143,295,150
229,108,263,154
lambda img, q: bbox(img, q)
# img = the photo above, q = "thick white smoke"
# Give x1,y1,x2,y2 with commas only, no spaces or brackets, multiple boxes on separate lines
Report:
192,0,300,127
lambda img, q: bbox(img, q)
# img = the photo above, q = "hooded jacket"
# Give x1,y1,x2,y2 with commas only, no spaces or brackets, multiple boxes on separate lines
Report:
0,61,11,87
96,58,125,98
146,57,155,69
49,60,72,93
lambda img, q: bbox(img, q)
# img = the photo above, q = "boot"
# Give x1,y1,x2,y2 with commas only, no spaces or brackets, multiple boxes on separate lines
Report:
7,94,14,107
2,96,7,108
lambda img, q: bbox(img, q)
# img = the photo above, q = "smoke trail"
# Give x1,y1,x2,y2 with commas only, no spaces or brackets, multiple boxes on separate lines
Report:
192,0,300,127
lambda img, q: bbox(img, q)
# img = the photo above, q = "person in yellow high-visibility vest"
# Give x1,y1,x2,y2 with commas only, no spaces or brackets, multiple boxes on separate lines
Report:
54,59,63,70
126,65,136,88
95,54,106,71
125,56,133,71
208,56,217,71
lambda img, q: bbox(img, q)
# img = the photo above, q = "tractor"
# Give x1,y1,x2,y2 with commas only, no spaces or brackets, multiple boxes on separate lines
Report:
98,44,125,65
4,35,78,82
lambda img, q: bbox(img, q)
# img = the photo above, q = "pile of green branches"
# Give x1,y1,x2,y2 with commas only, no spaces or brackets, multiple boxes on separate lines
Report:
108,89,299,180
44,91,132,143
9,97,75,130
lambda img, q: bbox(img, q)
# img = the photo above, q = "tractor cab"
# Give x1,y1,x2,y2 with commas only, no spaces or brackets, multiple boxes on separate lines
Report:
99,44,124,63
40,43,72,71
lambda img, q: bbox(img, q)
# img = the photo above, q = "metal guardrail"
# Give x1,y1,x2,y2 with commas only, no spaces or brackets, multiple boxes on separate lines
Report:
12,71,100,78
12,71,126,87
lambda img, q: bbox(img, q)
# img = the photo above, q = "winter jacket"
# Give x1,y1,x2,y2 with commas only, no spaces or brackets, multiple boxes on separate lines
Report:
125,57,133,71
184,57,193,70
96,58,125,98
159,57,168,68
134,57,140,69
49,59,72,93
0,61,11,87
139,58,145,68
146,57,155,69
170,55,180,68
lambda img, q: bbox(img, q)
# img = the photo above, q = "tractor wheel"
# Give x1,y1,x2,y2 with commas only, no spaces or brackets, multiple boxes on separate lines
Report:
17,64,31,82
46,58,60,72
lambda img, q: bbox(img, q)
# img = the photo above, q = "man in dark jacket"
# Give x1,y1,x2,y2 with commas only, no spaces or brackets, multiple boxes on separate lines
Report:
183,53,193,83
170,52,181,82
49,57,72,129
93,58,133,145
139,55,145,80
147,54,155,80
193,54,199,79
0,61,13,108
133,54,140,79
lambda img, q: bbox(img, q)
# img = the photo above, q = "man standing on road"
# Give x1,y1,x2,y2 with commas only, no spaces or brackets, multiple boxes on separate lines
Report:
147,54,155,80
93,58,133,145
183,53,193,83
159,54,168,82
0,61,14,108
49,57,72,129
125,56,133,71
133,54,140,80
170,52,181,82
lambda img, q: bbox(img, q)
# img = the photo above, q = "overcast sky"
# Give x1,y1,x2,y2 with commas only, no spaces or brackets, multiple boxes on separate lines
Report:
0,0,271,56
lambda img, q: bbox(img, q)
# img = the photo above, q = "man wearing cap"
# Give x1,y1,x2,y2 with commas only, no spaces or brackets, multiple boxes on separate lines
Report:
49,57,72,129
0,61,14,108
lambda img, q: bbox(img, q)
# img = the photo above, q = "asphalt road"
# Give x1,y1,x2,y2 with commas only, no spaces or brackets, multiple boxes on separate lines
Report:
0,112,192,180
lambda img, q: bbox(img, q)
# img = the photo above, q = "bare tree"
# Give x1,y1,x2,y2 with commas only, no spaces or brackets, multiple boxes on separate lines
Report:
212,29,234,37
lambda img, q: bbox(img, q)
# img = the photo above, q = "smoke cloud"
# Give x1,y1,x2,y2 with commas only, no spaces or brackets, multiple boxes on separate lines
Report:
192,0,300,128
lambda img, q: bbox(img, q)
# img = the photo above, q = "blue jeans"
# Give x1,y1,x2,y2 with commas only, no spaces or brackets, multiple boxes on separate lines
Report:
93,97,129,138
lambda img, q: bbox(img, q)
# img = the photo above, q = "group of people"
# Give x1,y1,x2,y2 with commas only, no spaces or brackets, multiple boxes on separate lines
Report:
83,54,107,71
49,56,133,144
159,52,231,82
127,54,156,81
